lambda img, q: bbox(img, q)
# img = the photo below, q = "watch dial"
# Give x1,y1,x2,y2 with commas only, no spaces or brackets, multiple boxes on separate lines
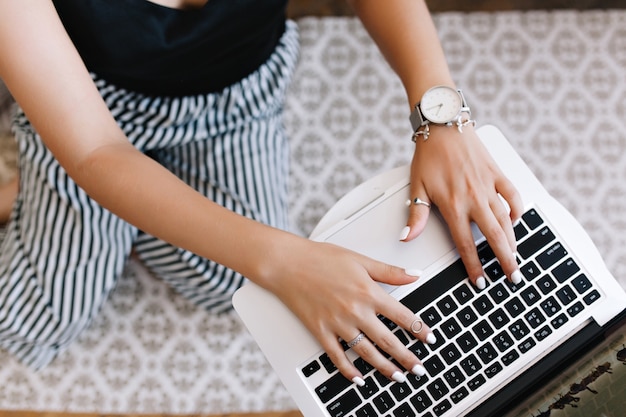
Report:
420,86,462,124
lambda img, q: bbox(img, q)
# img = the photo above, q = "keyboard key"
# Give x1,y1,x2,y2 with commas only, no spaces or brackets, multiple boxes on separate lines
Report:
484,361,504,379
467,374,487,391
501,349,520,366
428,329,445,350
394,329,410,346
572,274,592,294
552,258,580,283
522,208,544,230
504,296,526,318
379,315,398,331
409,340,430,360
302,360,321,377
356,376,378,399
424,355,446,377
556,285,577,305
536,275,557,295
477,240,496,265
534,325,552,341
433,399,453,416
540,296,561,317
505,278,526,293
408,373,429,390
392,402,414,417
518,226,555,259
473,295,494,315
327,388,361,417
584,290,601,305
315,372,352,403
440,343,462,365
509,319,530,340
450,386,470,404
484,261,505,282
443,365,465,388
567,301,584,317
457,331,479,353
551,313,569,329
457,306,478,327
514,222,529,241
441,317,462,339
493,330,514,352
536,242,568,270
521,286,542,306
488,283,510,304
437,295,458,316
520,260,541,281
473,319,495,341
410,390,433,413
477,341,498,364
390,382,412,402
374,370,392,387
355,403,377,417
460,353,482,376
421,306,442,327
354,357,374,375
518,337,537,354
427,378,449,401
320,353,337,373
488,308,511,329
453,283,474,305
525,307,546,328
373,391,395,413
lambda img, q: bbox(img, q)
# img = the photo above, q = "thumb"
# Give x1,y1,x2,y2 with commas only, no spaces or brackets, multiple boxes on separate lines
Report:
400,184,431,242
366,260,422,286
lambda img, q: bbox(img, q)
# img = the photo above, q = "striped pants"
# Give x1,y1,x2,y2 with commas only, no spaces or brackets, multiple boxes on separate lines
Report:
0,21,299,369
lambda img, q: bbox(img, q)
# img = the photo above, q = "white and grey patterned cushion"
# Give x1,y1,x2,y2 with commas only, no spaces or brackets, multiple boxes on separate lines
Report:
1,10,626,415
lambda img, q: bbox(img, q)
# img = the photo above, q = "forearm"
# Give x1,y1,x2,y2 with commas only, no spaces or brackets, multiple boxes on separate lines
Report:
347,0,454,107
74,142,302,290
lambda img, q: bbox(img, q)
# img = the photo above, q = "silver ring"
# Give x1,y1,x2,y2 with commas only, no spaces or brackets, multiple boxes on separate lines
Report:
410,318,424,334
347,332,365,348
405,198,431,208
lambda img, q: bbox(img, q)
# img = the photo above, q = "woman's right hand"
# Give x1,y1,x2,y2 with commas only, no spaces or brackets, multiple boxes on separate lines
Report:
265,239,437,385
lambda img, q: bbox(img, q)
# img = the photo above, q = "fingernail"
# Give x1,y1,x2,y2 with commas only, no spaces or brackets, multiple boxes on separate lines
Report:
425,332,437,345
475,276,487,290
352,376,366,387
411,364,427,377
511,270,523,284
399,226,410,241
405,268,423,277
391,371,407,384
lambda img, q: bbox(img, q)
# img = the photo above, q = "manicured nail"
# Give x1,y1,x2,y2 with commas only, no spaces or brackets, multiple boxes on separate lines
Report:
475,276,487,290
405,268,423,277
352,376,366,387
411,364,427,377
391,371,407,384
511,270,523,284
425,332,437,345
400,226,410,241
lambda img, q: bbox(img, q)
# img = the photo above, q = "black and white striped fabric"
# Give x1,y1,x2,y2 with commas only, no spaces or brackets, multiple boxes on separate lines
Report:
0,21,299,370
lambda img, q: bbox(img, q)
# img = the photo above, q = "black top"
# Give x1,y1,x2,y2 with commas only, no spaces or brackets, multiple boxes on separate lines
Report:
52,0,288,97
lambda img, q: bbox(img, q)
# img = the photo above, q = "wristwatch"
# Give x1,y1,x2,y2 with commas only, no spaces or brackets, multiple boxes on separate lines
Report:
409,86,475,141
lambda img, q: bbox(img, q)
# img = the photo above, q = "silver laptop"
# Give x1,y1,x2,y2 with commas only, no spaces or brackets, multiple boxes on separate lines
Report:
233,125,626,417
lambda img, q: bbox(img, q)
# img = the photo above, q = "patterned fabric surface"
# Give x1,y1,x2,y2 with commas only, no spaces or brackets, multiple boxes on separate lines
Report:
1,10,626,414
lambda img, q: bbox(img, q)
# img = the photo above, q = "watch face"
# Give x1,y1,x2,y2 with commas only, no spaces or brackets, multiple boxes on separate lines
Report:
420,86,463,124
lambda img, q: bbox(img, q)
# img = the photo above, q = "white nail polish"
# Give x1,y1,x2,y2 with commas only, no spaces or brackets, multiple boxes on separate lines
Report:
411,364,427,377
391,371,407,384
405,268,423,277
512,270,523,284
400,226,410,241
352,376,366,387
476,276,487,290
426,332,437,345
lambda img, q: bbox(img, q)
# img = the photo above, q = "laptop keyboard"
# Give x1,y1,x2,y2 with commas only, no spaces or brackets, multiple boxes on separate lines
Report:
300,207,602,417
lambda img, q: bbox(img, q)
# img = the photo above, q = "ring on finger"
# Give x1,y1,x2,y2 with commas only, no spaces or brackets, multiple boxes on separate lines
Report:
347,332,365,348
410,318,424,334
405,197,431,208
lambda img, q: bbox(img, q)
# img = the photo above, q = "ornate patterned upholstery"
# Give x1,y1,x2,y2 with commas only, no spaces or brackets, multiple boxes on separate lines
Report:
1,10,625,415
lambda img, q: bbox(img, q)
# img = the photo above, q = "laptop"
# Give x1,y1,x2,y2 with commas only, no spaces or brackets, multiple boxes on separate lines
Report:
233,124,626,417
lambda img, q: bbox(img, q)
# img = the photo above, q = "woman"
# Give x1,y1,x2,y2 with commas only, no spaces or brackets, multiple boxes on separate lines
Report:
0,0,522,387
